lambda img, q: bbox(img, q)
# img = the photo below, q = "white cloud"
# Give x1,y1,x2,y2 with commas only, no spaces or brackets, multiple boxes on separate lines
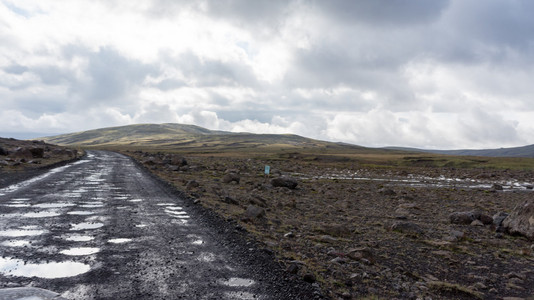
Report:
1,0,534,149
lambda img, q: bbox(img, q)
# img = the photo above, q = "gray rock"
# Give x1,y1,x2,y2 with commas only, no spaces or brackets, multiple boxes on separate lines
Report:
503,199,534,240
222,173,240,184
271,177,298,189
28,147,44,158
493,212,509,227
378,188,396,196
390,222,424,235
492,183,503,190
185,180,200,190
243,205,266,220
222,196,239,205
303,273,316,283
449,211,476,225
0,147,7,156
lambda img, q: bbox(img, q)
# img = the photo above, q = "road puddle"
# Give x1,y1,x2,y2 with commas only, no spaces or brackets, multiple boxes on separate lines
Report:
80,204,104,208
61,247,100,256
64,235,94,242
219,277,256,287
2,204,30,208
128,199,142,202
108,238,132,244
22,211,62,218
157,203,175,206
0,257,90,278
165,206,183,210
1,240,31,247
192,239,204,245
67,211,95,215
0,229,47,237
165,209,187,215
197,252,216,262
34,203,76,209
70,222,104,231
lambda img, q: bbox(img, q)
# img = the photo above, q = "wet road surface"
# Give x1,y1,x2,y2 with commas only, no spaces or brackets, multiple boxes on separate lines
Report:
0,151,317,299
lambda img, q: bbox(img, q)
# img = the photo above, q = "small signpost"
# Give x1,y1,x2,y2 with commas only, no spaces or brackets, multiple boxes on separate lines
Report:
264,165,270,182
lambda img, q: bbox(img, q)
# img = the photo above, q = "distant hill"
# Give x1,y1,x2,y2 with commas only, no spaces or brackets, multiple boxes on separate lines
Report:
40,123,374,153
387,144,534,158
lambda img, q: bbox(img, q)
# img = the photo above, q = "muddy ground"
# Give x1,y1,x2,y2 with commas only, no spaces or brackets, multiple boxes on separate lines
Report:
126,151,534,300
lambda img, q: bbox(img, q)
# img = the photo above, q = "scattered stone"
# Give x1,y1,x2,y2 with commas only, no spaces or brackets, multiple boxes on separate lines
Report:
303,273,316,283
287,263,300,274
248,195,267,207
390,222,424,235
243,205,266,220
347,247,375,263
318,235,338,243
271,177,298,189
445,230,466,242
479,214,494,225
185,180,200,190
493,212,509,230
492,183,503,191
502,199,534,240
471,220,484,226
222,196,239,205
319,223,352,237
378,187,396,196
449,211,476,225
0,147,8,155
222,173,240,184
28,147,44,158
284,232,295,238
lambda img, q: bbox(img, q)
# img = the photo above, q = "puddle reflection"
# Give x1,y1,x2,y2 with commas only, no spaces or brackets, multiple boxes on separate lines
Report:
0,257,90,278
61,247,100,256
70,222,104,231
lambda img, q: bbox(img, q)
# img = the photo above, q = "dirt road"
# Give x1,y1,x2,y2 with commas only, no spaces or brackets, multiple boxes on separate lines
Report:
0,151,319,299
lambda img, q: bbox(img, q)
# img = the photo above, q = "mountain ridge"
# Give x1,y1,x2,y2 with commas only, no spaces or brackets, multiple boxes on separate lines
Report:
40,123,534,158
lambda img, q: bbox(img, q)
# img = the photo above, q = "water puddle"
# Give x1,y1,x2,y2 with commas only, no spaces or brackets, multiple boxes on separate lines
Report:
1,240,31,247
224,291,258,300
165,206,183,210
219,277,256,287
0,257,90,278
34,203,76,209
129,199,142,202
192,240,204,245
64,235,94,242
11,198,31,201
135,224,147,228
157,203,175,206
108,238,132,244
67,211,95,215
2,204,30,208
80,204,104,208
22,211,61,218
70,222,104,231
197,252,216,262
165,209,188,215
60,247,100,256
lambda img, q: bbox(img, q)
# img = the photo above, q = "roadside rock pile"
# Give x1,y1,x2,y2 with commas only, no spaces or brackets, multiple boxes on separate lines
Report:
134,151,188,171
0,138,78,168
503,199,534,240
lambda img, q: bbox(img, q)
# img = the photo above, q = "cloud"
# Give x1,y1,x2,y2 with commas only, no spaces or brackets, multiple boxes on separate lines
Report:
0,0,533,149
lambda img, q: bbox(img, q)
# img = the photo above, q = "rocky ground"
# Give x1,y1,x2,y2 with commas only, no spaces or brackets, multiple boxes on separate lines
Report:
0,138,80,187
125,150,534,300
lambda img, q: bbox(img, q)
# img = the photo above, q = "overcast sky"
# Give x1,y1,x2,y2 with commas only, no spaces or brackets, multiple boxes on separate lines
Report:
1,0,533,149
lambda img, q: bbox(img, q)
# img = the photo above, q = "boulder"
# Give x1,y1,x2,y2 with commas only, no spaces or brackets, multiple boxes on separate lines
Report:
243,205,266,220
0,147,7,156
390,222,424,235
28,147,44,158
493,212,509,227
271,177,298,189
12,147,33,159
449,211,476,225
222,173,240,184
503,200,534,240
378,188,396,196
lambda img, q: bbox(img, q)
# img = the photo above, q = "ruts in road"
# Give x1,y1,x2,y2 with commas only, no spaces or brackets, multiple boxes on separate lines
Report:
0,151,318,299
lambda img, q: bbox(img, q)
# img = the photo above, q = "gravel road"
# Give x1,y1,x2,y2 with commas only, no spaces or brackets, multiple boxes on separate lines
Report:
0,151,320,299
